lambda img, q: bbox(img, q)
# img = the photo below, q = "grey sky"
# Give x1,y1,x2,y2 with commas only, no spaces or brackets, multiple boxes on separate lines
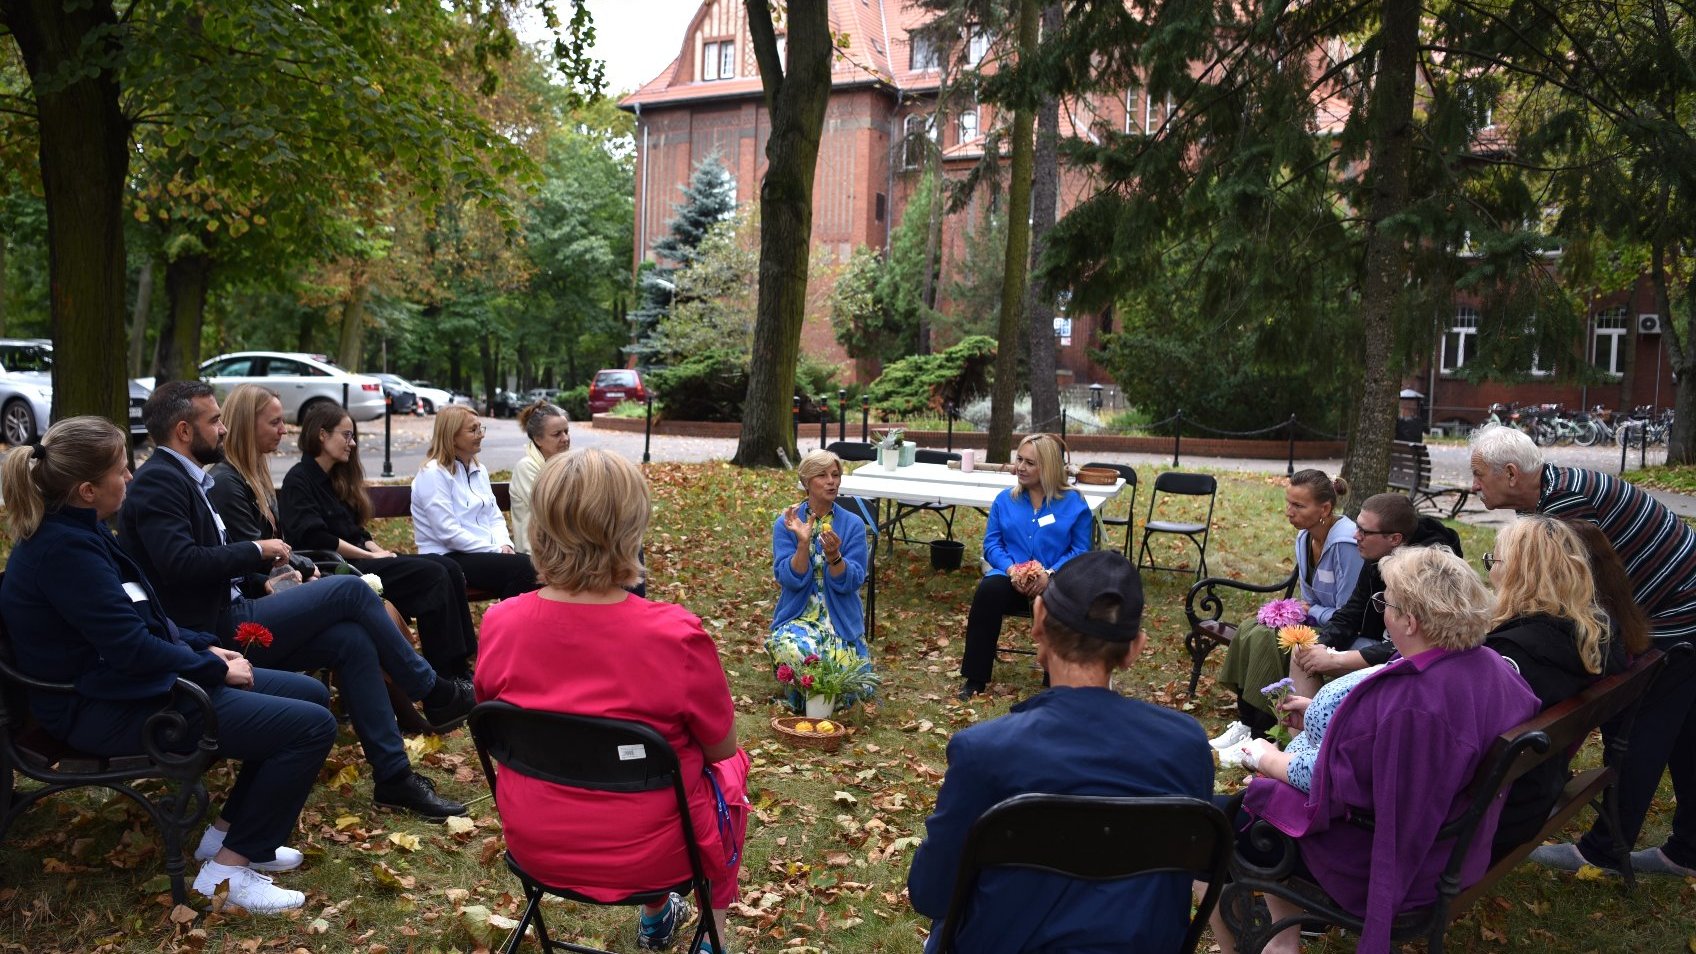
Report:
519,0,705,96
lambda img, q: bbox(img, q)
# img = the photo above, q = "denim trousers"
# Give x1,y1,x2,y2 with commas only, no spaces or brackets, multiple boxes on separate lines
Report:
233,575,434,784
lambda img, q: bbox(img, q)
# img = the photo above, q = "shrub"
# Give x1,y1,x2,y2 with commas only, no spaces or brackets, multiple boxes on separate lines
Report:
864,335,996,421
558,385,590,422
647,349,748,422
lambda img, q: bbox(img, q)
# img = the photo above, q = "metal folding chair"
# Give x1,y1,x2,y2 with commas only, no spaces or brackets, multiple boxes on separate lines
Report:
1137,472,1217,581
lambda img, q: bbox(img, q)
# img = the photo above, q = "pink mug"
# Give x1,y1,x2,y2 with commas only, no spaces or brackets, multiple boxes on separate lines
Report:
960,449,975,472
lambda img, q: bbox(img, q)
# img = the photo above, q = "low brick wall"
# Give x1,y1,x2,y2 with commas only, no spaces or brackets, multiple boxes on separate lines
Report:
591,415,1345,460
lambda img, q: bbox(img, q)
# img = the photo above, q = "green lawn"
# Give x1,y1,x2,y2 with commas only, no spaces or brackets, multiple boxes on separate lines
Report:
1,463,1691,952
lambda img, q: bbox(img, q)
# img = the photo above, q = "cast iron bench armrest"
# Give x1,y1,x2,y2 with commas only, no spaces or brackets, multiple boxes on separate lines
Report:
1180,571,1299,698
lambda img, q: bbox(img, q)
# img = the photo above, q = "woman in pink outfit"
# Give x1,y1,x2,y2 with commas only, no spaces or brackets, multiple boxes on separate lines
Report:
474,448,749,952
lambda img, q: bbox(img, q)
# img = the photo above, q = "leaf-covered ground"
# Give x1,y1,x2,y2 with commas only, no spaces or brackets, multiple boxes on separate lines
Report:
1,462,1692,952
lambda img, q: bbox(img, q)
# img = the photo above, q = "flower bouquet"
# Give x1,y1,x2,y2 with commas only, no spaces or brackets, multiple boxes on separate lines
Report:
772,638,880,718
1008,560,1044,590
1256,597,1309,630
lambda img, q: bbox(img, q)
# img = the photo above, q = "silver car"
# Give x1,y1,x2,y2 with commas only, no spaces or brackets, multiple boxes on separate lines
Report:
199,351,386,424
0,338,151,444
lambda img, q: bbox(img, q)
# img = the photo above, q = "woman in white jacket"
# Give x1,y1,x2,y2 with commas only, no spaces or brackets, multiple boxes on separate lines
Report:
509,401,571,555
410,405,540,599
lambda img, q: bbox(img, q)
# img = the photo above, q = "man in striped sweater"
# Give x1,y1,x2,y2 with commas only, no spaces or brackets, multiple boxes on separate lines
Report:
1470,424,1696,878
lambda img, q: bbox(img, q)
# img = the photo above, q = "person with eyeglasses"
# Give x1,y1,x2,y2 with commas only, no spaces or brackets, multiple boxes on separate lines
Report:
1213,546,1538,954
279,402,480,681
410,404,542,600
1470,423,1696,879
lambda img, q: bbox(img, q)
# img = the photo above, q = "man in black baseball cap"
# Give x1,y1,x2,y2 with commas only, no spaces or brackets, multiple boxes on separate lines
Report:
907,551,1215,953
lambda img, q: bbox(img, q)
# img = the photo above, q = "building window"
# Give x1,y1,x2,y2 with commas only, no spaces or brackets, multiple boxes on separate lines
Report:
1054,316,1073,345
911,33,940,71
1593,307,1627,376
1125,85,1172,135
1441,307,1478,373
967,28,990,66
702,40,734,81
958,107,979,143
902,114,935,169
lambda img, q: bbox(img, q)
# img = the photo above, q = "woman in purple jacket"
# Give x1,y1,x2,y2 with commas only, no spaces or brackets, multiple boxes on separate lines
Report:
1217,545,1539,954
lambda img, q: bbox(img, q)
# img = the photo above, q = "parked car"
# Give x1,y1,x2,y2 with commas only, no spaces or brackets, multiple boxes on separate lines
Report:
524,387,556,405
383,375,451,412
588,368,647,413
369,373,421,415
198,351,386,424
0,338,151,444
487,389,521,418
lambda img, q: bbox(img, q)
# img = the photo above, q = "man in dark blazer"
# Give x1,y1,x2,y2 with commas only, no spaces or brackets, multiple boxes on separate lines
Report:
121,380,473,820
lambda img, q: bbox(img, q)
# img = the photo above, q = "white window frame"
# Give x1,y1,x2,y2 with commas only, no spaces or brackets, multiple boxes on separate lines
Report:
911,33,940,71
1441,307,1478,374
967,29,990,67
719,41,736,79
702,41,720,81
1125,86,1172,136
958,107,979,143
1592,307,1627,377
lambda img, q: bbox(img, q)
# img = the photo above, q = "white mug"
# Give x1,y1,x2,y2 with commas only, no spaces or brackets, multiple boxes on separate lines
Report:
960,449,975,472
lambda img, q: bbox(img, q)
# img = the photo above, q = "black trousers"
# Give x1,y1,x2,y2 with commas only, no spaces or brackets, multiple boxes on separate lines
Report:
444,550,541,600
960,574,1034,685
353,553,477,679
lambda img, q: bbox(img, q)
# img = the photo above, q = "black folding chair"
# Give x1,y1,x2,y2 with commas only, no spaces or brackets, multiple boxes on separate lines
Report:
889,449,961,548
1082,462,1139,555
826,440,877,463
469,703,723,954
840,494,881,642
931,793,1232,954
1137,472,1218,581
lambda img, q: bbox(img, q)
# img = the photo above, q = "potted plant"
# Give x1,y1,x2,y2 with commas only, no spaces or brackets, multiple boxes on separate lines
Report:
772,639,881,718
876,428,905,470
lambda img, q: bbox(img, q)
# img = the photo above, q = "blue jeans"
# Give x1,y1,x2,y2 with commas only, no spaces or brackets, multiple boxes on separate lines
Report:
233,575,434,784
65,669,335,864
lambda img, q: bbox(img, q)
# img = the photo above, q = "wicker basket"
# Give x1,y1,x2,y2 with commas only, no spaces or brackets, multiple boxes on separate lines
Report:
1075,466,1120,486
771,715,847,752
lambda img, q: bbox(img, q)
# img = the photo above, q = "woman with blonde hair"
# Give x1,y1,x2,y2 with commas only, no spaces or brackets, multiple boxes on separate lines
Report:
0,417,336,914
207,384,321,586
410,404,538,598
509,401,571,556
958,433,1092,699
279,402,479,679
476,449,749,953
1483,514,1625,857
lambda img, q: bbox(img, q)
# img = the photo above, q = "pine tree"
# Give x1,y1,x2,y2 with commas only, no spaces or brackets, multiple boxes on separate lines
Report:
627,153,737,366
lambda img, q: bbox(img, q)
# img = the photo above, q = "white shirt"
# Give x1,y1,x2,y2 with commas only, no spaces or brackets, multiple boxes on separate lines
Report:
410,457,513,554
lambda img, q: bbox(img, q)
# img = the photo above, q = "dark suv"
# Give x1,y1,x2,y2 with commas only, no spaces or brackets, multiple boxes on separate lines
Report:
588,369,647,413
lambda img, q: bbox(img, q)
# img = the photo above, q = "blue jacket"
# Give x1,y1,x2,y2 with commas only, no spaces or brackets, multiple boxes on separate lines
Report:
0,508,226,738
982,488,1092,577
907,687,1215,953
1295,515,1363,625
771,500,868,644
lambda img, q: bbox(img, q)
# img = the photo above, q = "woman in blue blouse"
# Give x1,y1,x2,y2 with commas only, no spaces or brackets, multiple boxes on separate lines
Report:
0,417,336,914
958,433,1092,699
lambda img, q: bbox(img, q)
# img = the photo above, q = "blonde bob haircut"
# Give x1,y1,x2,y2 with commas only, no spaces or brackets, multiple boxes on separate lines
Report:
796,449,843,492
528,448,647,592
425,404,481,470
1490,515,1610,674
1016,433,1073,503
220,383,284,529
1378,544,1491,651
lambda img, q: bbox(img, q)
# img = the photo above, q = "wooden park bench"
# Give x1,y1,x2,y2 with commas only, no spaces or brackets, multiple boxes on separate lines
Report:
1387,440,1472,518
1180,571,1299,699
366,481,512,603
0,580,219,907
1219,644,1683,954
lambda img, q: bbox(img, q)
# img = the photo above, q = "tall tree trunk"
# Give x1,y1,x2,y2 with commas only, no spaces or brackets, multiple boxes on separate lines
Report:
480,335,496,413
1341,0,1420,505
1024,2,1063,433
336,266,369,370
154,252,211,384
734,0,832,467
918,64,950,356
987,0,1041,464
0,237,8,336
3,0,130,426
128,257,155,377
1656,249,1694,464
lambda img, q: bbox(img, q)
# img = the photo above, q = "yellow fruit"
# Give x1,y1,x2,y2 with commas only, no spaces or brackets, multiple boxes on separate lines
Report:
794,721,814,733
814,720,836,733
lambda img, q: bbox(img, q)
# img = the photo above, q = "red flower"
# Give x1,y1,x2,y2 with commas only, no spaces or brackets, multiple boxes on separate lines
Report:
776,664,795,684
800,674,815,689
234,621,274,656
803,654,820,665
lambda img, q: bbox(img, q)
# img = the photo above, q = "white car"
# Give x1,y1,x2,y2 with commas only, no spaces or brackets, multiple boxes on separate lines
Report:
199,351,386,424
377,373,452,414
0,338,152,444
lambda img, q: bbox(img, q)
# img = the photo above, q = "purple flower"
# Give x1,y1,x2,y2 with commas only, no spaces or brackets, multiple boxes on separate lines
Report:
1257,598,1308,630
1259,677,1295,697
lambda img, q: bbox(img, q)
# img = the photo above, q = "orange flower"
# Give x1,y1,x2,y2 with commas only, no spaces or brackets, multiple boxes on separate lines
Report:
1277,624,1319,651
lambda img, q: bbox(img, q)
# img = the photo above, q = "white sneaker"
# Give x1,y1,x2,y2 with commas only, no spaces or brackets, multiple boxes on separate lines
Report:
193,826,304,872
192,861,306,914
1209,721,1251,750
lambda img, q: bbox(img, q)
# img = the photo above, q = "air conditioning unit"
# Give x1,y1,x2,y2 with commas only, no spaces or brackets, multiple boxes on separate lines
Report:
1639,314,1663,335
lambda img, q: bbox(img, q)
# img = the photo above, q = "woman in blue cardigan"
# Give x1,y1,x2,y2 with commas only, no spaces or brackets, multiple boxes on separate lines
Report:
0,417,336,915
767,450,871,707
958,433,1093,700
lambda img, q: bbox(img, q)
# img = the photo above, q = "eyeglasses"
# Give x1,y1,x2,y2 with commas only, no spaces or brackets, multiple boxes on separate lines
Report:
1482,552,1500,572
334,430,357,442
1369,591,1401,614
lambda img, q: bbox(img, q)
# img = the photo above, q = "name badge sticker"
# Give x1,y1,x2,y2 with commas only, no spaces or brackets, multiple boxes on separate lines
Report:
617,744,647,761
1037,513,1057,527
121,582,148,602
1315,569,1335,584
